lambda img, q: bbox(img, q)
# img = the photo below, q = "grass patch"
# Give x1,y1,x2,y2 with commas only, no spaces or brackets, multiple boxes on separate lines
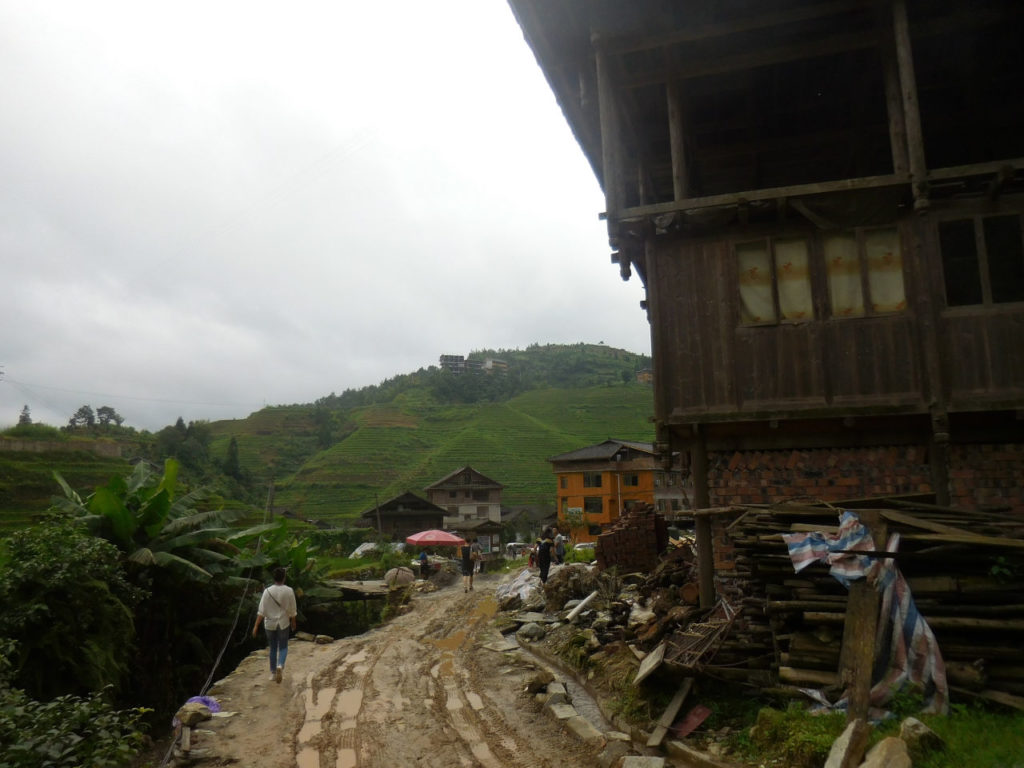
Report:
895,703,1024,768
726,698,1024,768
743,704,847,768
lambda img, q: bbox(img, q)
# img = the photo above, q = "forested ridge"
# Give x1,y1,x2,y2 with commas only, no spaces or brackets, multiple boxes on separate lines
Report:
2,343,653,528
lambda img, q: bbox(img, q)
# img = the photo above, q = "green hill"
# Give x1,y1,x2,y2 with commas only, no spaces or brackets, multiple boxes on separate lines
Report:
237,383,655,525
2,343,653,529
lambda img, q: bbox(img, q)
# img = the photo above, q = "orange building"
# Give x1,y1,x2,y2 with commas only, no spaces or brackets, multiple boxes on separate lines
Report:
548,439,688,542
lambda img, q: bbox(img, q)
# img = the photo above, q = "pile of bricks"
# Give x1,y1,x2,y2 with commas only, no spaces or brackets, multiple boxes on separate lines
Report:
595,504,669,573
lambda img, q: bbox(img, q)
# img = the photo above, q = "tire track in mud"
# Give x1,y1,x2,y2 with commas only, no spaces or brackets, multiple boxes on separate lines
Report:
289,584,584,768
424,593,539,768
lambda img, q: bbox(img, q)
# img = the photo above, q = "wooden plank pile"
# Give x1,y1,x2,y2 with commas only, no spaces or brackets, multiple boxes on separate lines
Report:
596,504,670,573
706,499,1024,708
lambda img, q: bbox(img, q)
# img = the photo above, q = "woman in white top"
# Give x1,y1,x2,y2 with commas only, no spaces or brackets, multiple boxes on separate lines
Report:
252,567,297,683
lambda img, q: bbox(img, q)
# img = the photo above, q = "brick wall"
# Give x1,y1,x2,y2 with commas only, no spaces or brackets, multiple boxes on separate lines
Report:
949,443,1024,513
707,446,933,507
706,442,1024,514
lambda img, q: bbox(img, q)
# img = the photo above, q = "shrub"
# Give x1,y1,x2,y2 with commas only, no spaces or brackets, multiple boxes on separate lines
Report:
0,516,141,699
0,640,149,768
747,705,847,768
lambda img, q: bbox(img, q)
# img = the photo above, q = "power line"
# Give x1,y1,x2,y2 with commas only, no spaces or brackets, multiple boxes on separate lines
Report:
2,376,261,409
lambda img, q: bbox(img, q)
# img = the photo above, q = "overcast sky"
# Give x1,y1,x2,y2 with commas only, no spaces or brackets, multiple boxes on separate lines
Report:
0,1,650,432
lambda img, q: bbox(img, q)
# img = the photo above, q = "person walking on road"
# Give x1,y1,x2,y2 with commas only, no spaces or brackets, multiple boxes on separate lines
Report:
537,528,554,584
252,567,297,683
460,536,482,592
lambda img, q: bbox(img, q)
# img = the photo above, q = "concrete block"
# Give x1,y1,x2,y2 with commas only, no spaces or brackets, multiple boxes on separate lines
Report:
545,691,569,707
824,718,870,768
548,703,578,720
861,737,911,768
621,757,666,768
565,715,605,744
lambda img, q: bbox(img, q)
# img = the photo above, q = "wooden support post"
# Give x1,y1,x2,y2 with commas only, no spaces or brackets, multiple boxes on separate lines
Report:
692,429,715,609
878,5,909,177
666,80,689,201
891,0,928,210
929,417,951,507
840,510,886,722
595,38,624,243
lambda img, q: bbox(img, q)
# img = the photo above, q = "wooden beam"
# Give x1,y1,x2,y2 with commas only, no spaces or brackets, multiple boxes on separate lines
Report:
612,173,906,221
646,678,694,748
666,79,689,201
599,1,866,56
620,29,875,88
840,510,885,722
928,158,1024,181
891,0,929,209
595,39,624,241
878,3,909,176
692,429,715,609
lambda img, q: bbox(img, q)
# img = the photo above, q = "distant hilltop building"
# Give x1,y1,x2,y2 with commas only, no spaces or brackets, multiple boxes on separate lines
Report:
439,354,507,375
439,354,467,374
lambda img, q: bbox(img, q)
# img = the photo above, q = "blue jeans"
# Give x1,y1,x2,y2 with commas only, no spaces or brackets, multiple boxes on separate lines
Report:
266,626,290,671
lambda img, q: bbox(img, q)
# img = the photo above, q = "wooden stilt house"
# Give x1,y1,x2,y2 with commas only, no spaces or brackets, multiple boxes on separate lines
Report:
508,0,1024,513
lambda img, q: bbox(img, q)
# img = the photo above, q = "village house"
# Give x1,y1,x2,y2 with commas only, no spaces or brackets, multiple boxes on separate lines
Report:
424,465,504,528
359,491,446,541
549,439,689,542
509,0,1024,514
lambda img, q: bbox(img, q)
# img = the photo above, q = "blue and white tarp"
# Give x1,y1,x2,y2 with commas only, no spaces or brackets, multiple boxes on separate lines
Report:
781,510,948,715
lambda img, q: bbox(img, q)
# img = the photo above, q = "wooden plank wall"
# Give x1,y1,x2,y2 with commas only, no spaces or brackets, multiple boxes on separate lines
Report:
651,231,926,418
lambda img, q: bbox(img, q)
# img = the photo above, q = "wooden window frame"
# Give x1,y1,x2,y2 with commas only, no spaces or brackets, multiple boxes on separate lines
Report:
824,226,907,320
736,236,814,327
938,212,1024,309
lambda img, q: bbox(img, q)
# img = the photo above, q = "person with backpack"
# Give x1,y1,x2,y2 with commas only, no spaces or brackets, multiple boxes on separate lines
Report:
252,567,297,684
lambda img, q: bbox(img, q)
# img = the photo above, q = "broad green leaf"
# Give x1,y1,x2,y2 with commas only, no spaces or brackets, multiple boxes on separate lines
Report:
89,486,135,547
139,489,172,538
151,551,213,581
52,471,84,506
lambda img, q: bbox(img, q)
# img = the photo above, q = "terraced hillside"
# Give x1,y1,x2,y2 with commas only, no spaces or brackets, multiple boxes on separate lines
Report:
0,446,132,533
217,384,654,525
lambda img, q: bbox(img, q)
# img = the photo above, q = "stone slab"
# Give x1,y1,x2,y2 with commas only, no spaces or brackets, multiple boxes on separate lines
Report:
621,757,666,768
565,715,605,744
548,703,578,720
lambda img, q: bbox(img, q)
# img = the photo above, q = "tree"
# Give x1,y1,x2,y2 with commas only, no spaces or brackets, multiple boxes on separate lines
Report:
223,436,242,479
96,405,124,427
68,404,96,430
17,405,31,425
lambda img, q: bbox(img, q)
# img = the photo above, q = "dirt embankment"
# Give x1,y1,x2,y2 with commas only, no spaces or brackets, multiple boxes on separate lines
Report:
182,575,608,768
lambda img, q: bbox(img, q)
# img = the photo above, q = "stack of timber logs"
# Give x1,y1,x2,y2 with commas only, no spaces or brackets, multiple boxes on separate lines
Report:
596,504,670,574
696,499,1024,708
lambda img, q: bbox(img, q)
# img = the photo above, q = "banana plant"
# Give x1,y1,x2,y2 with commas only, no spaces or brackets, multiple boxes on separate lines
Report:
52,459,246,583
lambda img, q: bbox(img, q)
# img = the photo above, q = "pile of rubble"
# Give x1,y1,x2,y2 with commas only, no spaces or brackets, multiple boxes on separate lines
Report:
497,495,1024,763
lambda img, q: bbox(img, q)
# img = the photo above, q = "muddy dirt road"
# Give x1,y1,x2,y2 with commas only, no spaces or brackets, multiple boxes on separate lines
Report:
193,575,610,768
